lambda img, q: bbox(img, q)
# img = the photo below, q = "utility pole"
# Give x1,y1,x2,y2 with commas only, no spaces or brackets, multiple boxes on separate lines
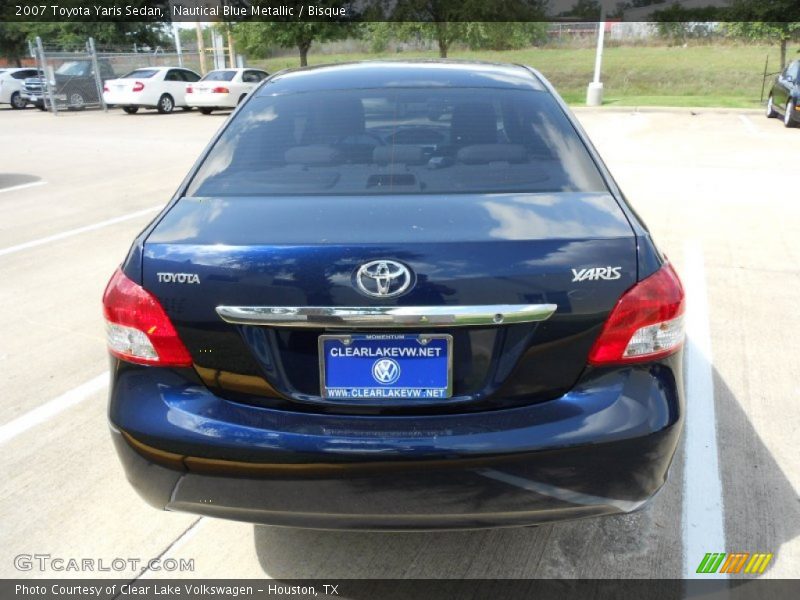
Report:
226,26,236,68
586,6,606,106
173,23,184,67
195,22,207,75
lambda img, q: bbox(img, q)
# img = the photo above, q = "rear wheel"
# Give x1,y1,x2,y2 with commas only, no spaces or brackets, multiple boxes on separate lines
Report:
122,106,139,114
784,100,796,128
766,95,777,118
10,92,27,109
157,94,174,114
67,91,85,111
199,108,213,115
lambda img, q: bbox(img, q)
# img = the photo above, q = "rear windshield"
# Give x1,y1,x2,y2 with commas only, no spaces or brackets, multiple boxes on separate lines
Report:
202,70,236,82
187,87,607,196
55,61,90,76
121,69,159,79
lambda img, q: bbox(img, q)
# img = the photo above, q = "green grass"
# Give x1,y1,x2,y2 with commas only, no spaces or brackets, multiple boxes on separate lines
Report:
251,43,798,108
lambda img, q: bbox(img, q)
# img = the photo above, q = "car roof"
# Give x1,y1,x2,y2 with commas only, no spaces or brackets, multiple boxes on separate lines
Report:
256,60,545,96
127,66,191,71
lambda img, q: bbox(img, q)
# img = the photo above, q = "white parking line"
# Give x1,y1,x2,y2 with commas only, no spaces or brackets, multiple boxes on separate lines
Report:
0,205,161,258
135,518,207,581
478,468,645,512
739,114,760,136
0,373,108,445
0,180,47,194
682,240,726,579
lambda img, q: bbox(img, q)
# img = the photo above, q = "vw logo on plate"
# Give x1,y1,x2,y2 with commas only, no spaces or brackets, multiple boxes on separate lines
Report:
372,358,401,385
355,260,413,298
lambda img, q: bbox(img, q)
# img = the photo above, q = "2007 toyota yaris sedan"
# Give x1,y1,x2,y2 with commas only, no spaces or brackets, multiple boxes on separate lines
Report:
104,61,685,530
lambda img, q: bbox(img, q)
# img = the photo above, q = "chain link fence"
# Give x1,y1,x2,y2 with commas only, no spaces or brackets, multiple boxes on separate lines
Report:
28,37,204,114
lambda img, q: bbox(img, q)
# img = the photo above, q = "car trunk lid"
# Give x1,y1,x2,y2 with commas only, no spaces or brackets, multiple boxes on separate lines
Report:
142,192,637,413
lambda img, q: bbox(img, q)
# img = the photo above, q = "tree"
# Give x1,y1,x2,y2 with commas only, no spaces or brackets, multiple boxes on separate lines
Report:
232,22,354,66
464,23,549,51
722,22,800,70
0,23,32,66
179,25,212,52
725,1,800,70
561,0,602,20
8,22,169,52
384,0,547,58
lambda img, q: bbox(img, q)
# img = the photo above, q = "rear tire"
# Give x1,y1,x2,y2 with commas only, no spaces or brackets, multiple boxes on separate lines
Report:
157,94,174,114
784,100,797,128
199,108,213,115
10,92,27,109
122,106,139,114
67,91,85,111
766,95,777,119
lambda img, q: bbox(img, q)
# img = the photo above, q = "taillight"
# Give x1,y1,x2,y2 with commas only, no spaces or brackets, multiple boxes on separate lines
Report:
186,85,193,94
102,268,192,367
587,262,685,365
132,81,145,92
103,84,108,92
211,86,229,94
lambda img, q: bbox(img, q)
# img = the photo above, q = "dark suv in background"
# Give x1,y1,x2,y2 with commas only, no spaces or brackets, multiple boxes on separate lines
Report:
23,59,116,110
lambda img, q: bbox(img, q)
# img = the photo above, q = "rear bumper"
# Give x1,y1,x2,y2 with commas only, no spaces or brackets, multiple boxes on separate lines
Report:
103,92,157,108
186,95,233,108
109,355,683,530
21,92,43,105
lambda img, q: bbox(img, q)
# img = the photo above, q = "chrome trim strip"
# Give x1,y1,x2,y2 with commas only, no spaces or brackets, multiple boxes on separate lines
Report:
215,304,557,328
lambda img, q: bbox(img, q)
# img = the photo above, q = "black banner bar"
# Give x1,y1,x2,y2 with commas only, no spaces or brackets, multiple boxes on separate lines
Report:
2,0,800,23
3,580,800,600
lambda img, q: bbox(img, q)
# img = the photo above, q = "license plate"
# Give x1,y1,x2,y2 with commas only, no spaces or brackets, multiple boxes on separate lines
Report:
319,334,452,400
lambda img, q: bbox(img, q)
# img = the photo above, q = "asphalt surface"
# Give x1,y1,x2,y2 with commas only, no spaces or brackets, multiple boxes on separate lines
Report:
0,104,798,580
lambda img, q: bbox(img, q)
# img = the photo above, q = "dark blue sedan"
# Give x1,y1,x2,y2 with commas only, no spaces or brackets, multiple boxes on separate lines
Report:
104,61,685,530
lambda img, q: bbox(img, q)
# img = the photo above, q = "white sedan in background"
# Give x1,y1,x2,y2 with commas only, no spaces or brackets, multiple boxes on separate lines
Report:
186,68,269,114
0,68,42,109
103,66,201,114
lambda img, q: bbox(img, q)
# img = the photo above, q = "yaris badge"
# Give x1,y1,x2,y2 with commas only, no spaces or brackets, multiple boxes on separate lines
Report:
355,260,413,298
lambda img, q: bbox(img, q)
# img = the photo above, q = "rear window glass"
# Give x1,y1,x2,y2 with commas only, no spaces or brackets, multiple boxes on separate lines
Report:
202,70,236,82
121,69,159,79
187,87,607,196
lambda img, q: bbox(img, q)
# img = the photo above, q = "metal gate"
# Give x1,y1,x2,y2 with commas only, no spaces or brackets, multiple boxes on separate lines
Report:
32,37,107,114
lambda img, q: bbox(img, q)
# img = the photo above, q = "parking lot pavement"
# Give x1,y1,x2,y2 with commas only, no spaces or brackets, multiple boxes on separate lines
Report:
0,107,797,580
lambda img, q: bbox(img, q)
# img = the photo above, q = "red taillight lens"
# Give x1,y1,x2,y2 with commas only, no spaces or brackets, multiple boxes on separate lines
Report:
211,86,229,94
102,268,192,367
186,85,193,94
132,81,145,92
103,85,108,92
587,262,685,365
